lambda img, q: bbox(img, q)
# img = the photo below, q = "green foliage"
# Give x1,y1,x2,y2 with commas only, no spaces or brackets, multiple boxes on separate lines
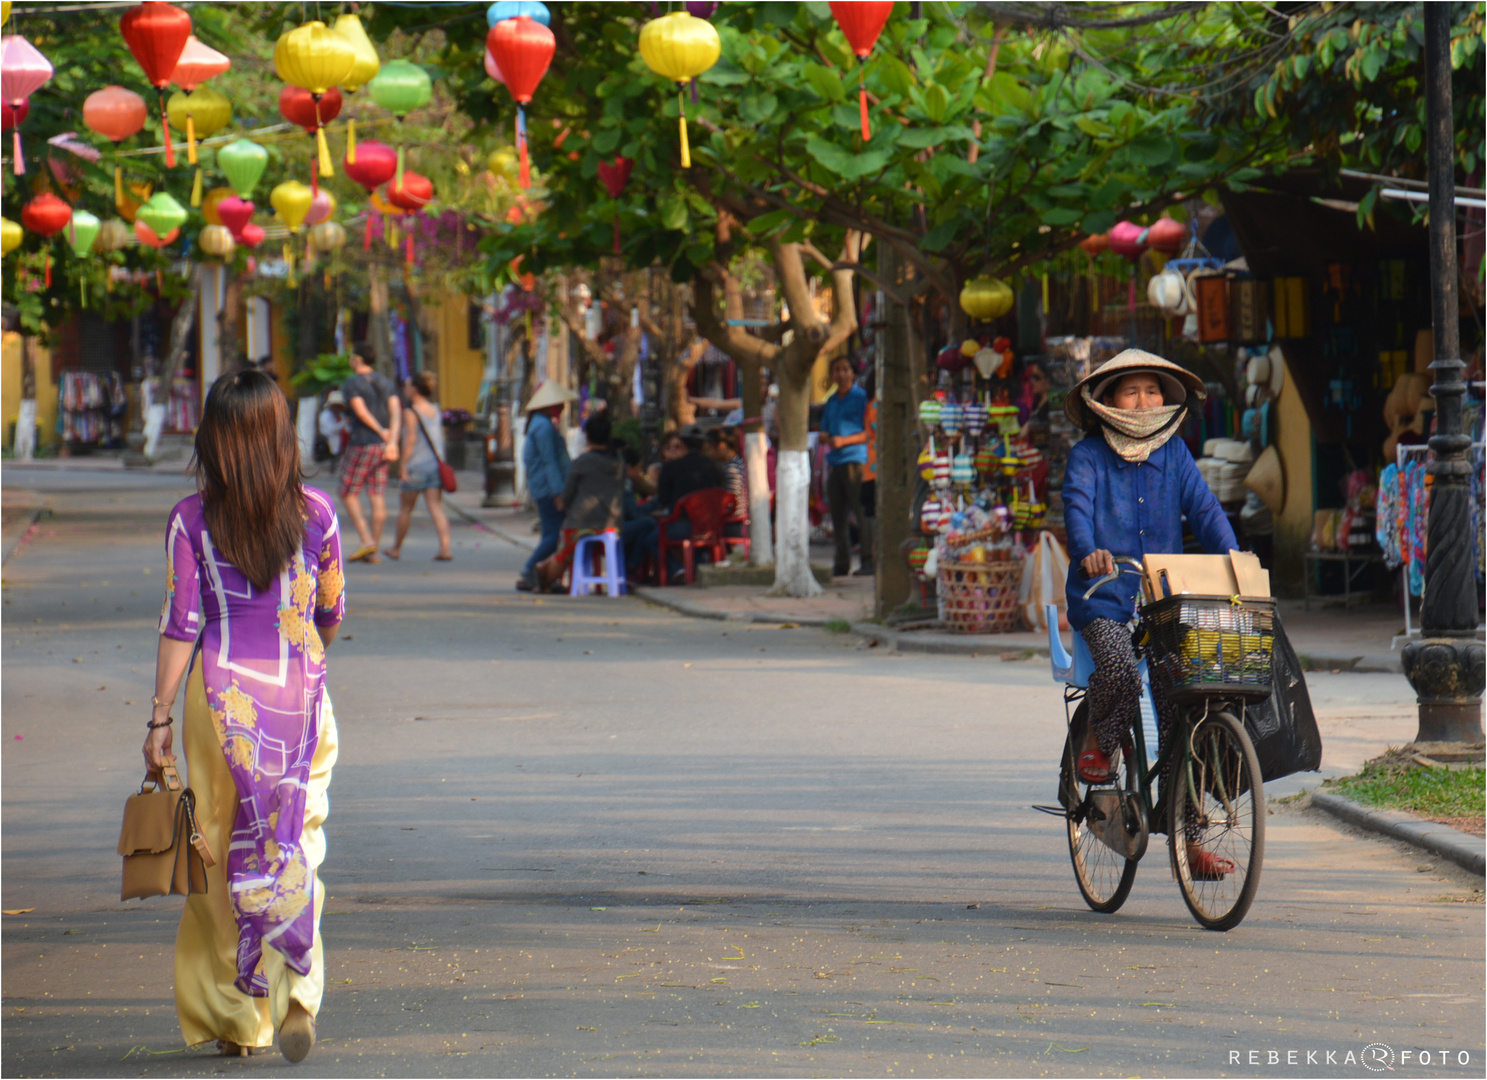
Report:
289,352,354,396
1330,759,1486,820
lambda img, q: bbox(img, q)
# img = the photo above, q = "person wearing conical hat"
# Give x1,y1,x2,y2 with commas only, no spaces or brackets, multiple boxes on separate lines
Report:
517,380,578,592
1062,349,1240,879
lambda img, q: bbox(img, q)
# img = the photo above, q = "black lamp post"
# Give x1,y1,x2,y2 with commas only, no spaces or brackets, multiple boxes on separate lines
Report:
1400,3,1486,745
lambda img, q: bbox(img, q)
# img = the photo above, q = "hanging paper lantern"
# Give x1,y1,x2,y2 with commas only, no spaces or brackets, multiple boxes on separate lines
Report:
198,224,235,260
116,180,151,223
214,195,254,239
367,59,432,186
217,138,268,199
172,34,229,91
134,219,179,248
66,210,102,257
959,276,1013,321
597,155,633,254
166,87,231,201
1,3,9,27
199,186,233,226
1,35,53,175
119,2,193,168
274,21,356,179
1106,220,1147,260
385,171,433,212
483,48,507,86
304,188,337,226
487,1,549,27
2,98,28,131
828,1,893,142
344,138,397,191
1145,216,1187,257
278,84,343,194
1078,232,1109,257
239,222,264,249
310,220,346,254
46,132,100,193
94,218,131,253
489,15,556,189
271,180,313,231
136,192,187,240
1,216,24,257
332,14,380,92
638,12,720,170
21,193,72,237
83,86,149,206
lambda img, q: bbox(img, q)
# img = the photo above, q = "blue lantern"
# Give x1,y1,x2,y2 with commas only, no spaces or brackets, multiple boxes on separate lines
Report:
486,1,549,28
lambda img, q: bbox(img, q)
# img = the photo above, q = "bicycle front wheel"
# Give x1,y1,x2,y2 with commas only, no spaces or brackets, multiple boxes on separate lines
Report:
1169,709,1265,931
1062,712,1138,914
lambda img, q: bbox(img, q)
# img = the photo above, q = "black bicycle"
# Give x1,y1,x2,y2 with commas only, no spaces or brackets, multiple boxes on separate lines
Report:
1038,557,1271,931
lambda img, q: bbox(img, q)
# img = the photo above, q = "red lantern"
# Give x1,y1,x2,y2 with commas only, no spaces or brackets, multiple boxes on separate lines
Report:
119,2,194,168
279,84,343,131
83,86,150,205
597,155,633,254
1107,221,1148,312
488,15,555,189
1079,233,1109,257
239,222,265,249
21,193,72,288
1,99,28,132
216,195,254,240
343,139,397,191
828,1,892,141
386,172,432,266
134,218,180,248
1145,216,1187,257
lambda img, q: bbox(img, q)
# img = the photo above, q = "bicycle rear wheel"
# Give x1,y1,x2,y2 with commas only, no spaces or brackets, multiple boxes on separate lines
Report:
1169,709,1265,931
1062,704,1138,913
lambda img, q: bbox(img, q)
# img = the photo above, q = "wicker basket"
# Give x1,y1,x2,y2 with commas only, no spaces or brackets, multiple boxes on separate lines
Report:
1142,594,1276,703
938,559,1024,634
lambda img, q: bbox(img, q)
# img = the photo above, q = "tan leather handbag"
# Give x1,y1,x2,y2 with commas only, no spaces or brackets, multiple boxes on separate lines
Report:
118,763,215,900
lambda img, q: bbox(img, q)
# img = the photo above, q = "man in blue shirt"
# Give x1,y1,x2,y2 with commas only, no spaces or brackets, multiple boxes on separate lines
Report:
819,355,869,576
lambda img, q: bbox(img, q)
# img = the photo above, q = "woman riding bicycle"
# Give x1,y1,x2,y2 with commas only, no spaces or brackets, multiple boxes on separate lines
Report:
1061,349,1238,878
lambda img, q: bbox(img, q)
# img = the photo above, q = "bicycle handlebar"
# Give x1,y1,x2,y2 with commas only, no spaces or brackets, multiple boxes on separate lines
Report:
1080,556,1145,601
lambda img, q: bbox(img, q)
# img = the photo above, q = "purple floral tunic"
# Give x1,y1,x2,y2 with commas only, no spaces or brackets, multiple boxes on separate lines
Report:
159,487,345,995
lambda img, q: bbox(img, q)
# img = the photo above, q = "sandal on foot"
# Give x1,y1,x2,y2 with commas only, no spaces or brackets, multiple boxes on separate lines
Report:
216,1040,255,1057
382,548,401,561
1077,749,1112,785
279,1001,316,1064
433,553,453,561
348,544,377,563
1186,847,1236,879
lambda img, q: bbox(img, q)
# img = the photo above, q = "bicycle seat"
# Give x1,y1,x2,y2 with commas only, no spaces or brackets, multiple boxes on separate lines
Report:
1046,604,1097,687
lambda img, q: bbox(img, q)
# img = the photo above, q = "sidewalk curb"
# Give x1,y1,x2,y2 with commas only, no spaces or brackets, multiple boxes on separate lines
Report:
1311,790,1485,876
446,501,537,550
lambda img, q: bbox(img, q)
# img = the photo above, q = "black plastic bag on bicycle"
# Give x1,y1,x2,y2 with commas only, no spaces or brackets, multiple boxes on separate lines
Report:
1241,616,1322,782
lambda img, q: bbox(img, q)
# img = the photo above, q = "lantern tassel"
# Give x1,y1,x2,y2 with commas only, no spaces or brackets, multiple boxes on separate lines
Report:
311,156,319,198
859,65,870,142
316,126,334,179
678,91,690,169
160,92,176,168
394,144,406,190
346,118,357,164
389,222,398,250
613,212,621,255
12,129,23,175
517,107,529,190
405,230,413,266
114,164,123,206
190,167,203,207
186,113,197,165
690,76,698,105
44,254,51,289
364,210,375,252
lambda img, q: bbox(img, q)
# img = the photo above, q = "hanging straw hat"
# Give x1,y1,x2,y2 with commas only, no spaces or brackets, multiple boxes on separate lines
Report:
1245,445,1286,512
524,379,579,413
1064,348,1206,429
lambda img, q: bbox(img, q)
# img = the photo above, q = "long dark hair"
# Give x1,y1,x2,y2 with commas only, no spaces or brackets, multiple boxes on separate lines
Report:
192,371,306,591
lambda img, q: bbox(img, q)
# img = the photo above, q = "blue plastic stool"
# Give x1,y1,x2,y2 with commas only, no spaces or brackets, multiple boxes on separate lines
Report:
570,530,627,597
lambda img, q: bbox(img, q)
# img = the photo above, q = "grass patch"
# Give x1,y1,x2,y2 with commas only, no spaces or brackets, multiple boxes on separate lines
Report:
1328,757,1486,819
824,618,852,634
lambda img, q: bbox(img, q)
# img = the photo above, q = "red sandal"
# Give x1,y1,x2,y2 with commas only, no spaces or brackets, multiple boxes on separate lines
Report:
1077,749,1112,784
1186,847,1236,879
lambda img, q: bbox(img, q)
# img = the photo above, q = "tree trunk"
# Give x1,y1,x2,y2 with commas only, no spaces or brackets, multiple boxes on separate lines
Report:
367,262,395,378
875,244,923,619
218,272,244,372
156,265,203,390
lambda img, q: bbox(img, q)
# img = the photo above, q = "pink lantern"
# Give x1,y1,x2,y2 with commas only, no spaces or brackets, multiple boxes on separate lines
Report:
215,195,254,240
1,35,55,175
1108,221,1149,313
304,188,336,226
1145,216,1187,256
239,222,265,248
483,48,506,86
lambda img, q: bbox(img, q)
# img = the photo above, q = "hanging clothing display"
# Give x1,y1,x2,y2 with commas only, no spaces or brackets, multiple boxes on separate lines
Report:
59,371,127,446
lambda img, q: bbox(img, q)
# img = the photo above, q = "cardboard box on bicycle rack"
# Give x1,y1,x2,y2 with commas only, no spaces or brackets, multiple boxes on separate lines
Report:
1141,550,1270,602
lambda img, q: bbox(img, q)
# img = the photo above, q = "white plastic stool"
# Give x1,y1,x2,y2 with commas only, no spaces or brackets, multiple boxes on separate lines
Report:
569,530,626,596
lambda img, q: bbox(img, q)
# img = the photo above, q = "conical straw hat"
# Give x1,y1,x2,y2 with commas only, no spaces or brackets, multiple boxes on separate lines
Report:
1245,445,1285,513
525,379,579,412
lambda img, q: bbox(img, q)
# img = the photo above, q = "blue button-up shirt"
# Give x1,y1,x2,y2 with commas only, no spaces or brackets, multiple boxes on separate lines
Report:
522,412,570,502
1063,435,1238,629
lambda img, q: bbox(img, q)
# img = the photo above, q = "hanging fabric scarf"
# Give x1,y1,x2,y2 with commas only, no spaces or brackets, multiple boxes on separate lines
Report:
1080,386,1185,463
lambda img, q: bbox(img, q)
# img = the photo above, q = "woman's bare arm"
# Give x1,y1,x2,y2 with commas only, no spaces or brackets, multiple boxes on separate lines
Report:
142,635,195,770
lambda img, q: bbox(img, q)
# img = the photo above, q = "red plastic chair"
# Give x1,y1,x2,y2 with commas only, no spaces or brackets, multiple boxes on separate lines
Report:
656,488,734,585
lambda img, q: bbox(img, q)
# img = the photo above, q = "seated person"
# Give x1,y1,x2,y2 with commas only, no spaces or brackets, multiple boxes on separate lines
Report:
706,426,748,540
618,445,658,578
1062,350,1239,879
651,425,726,577
643,431,686,498
534,412,624,591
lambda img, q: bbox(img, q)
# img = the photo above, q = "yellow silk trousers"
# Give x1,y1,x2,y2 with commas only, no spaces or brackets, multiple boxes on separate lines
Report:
173,663,338,1048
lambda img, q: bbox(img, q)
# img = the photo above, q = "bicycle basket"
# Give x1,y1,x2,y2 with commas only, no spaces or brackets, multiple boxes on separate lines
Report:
1141,594,1276,703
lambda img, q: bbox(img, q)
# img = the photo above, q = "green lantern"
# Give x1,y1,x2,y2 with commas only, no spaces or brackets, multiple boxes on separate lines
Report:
67,210,102,257
136,193,188,240
216,138,269,200
367,59,431,186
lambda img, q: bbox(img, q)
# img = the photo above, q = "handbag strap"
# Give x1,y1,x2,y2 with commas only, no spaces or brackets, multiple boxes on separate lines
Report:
412,407,446,467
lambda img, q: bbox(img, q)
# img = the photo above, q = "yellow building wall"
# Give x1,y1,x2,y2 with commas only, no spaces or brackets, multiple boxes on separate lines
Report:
436,293,483,414
1,332,58,449
1272,348,1315,597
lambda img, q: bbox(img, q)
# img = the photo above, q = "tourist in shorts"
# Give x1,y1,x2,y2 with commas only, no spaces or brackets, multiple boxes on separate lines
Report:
338,344,401,564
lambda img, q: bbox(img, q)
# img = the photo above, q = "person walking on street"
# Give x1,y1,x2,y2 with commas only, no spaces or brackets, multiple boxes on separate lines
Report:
820,355,869,576
338,345,401,564
145,370,344,1062
384,372,453,562
518,380,576,591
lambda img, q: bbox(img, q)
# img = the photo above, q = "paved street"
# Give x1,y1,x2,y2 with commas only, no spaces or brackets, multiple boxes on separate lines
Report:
2,465,1482,1078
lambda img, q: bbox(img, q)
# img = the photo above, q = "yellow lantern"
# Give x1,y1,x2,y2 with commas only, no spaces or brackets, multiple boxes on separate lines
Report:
274,22,357,177
332,13,380,163
198,224,236,261
1,216,22,257
93,218,132,254
199,187,235,227
310,220,346,254
271,180,314,230
167,88,232,205
116,180,153,224
638,12,720,169
960,276,1014,321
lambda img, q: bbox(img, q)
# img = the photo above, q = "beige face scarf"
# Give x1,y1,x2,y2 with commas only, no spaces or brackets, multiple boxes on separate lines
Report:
1081,386,1185,463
